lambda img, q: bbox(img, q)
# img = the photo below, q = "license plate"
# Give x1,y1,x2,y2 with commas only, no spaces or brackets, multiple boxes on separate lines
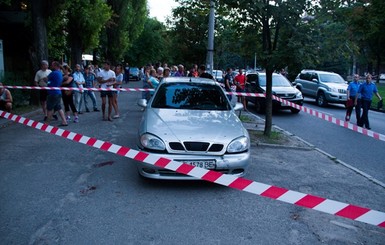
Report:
180,160,216,169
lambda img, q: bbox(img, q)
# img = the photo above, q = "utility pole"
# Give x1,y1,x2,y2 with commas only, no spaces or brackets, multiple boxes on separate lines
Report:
206,0,215,74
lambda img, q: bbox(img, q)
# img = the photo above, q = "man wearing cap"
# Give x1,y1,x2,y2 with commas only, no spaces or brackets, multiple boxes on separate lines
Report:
34,60,52,121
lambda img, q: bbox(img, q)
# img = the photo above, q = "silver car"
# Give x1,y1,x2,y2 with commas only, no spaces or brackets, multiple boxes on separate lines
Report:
294,70,348,107
137,77,250,180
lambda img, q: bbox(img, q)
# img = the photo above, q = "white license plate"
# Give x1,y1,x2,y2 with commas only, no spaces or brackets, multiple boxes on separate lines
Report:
180,160,216,169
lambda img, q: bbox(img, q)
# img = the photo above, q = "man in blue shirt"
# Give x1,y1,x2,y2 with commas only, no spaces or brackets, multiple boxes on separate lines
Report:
45,61,68,126
355,74,382,129
345,74,362,122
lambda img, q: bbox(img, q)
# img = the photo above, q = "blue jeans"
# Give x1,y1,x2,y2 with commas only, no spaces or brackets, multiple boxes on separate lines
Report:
83,90,97,110
74,91,83,112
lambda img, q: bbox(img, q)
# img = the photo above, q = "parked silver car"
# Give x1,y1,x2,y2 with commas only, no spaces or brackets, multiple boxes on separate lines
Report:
137,77,250,179
294,70,348,107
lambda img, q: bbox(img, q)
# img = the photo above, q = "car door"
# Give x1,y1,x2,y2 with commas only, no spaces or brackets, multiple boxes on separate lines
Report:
299,72,312,96
245,74,258,103
307,72,319,97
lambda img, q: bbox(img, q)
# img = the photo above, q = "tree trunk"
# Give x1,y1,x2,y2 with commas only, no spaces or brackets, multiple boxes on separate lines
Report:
264,68,273,137
376,53,381,83
30,0,49,105
262,2,273,137
31,0,49,69
70,34,83,67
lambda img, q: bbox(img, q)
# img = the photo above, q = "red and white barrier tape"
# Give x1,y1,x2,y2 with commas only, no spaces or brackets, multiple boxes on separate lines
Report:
0,85,153,92
1,109,384,229
2,85,385,141
272,95,385,142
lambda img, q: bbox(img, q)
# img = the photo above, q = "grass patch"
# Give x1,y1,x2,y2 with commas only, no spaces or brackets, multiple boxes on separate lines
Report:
248,130,288,145
371,83,385,109
239,115,254,123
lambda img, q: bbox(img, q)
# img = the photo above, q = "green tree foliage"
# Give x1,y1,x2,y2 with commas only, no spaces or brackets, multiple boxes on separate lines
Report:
66,0,112,65
222,0,309,136
105,0,147,64
169,0,211,65
126,18,173,66
347,0,385,78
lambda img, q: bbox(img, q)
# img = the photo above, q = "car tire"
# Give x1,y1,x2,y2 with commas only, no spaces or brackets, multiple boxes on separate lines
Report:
255,100,265,114
316,92,327,107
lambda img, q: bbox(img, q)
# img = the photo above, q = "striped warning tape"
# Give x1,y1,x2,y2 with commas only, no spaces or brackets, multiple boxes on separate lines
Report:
1,109,384,229
272,95,385,142
0,85,152,92
0,85,268,98
2,85,385,142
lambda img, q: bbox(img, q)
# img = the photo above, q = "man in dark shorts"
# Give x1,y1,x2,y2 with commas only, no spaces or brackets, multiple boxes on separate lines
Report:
97,61,116,121
45,61,68,126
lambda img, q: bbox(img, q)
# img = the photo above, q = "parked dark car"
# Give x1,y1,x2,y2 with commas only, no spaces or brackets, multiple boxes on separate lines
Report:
245,72,303,114
129,67,141,81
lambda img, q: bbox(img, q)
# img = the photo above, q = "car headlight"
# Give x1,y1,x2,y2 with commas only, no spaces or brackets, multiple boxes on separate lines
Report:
227,136,249,153
295,90,303,99
328,87,338,92
140,133,166,151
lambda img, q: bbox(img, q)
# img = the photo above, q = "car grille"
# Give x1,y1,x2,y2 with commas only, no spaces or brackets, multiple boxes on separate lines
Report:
338,89,346,94
276,93,296,99
169,142,224,152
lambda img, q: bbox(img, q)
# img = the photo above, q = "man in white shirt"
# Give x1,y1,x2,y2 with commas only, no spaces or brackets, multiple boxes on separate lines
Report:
97,61,116,121
34,60,52,120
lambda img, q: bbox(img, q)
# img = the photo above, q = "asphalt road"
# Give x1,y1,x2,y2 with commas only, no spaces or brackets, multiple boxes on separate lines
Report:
250,97,385,184
1,84,385,244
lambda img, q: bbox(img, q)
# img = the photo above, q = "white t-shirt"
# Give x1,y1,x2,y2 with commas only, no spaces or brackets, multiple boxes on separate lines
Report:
34,69,52,85
98,69,116,89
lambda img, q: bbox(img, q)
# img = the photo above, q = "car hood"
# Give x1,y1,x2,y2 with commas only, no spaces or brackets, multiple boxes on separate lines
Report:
141,108,247,144
261,86,298,94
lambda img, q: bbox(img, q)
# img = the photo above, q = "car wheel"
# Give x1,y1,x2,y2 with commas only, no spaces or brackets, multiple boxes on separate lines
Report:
290,108,300,114
255,100,265,114
316,92,327,107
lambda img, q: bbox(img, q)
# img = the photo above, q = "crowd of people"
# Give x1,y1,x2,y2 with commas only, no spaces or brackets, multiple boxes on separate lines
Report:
139,63,247,109
345,73,382,130
33,60,123,126
1,60,383,131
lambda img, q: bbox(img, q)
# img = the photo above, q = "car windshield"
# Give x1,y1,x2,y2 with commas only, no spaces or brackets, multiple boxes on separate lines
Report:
258,74,292,87
129,68,139,73
212,70,223,78
152,83,231,111
319,74,345,83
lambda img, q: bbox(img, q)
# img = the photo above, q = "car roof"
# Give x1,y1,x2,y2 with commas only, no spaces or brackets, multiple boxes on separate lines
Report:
300,70,337,75
161,77,218,85
246,72,281,76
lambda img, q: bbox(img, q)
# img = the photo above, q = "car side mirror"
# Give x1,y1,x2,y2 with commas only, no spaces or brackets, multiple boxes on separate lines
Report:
137,99,147,108
312,78,319,83
233,102,244,111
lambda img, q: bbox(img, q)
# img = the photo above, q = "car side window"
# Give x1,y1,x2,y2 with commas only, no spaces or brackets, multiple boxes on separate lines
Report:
299,73,307,80
311,73,318,82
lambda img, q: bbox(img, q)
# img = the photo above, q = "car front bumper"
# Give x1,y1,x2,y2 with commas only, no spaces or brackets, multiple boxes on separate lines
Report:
274,98,303,109
325,92,347,104
136,150,250,180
